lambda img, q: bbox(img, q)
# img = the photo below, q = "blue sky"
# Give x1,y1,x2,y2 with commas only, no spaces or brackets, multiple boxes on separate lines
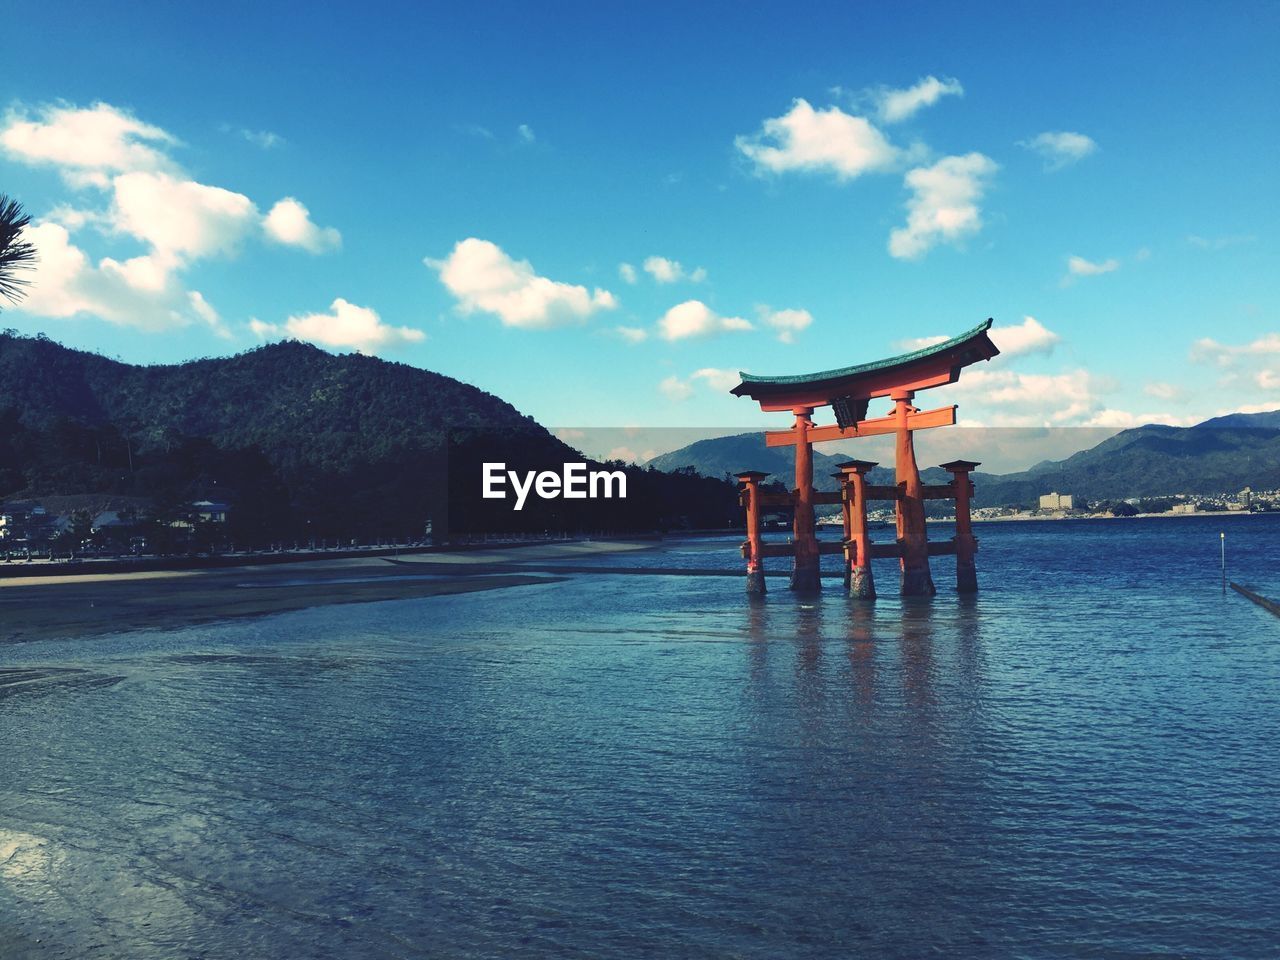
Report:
2,1,1277,457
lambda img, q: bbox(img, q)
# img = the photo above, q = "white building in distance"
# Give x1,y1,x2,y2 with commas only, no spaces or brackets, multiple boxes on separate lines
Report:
1039,492,1074,511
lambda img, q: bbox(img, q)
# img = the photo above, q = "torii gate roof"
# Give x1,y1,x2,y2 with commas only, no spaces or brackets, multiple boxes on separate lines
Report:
730,318,999,411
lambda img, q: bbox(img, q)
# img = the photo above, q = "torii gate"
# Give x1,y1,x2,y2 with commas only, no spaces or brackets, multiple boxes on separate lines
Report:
730,318,999,597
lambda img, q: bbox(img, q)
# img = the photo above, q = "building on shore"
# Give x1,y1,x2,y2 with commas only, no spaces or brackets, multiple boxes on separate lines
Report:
1039,492,1074,511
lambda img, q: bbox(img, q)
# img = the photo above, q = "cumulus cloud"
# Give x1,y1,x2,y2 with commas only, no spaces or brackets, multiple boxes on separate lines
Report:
644,256,682,283
111,171,258,263
1021,131,1097,170
427,238,617,329
264,197,341,253
249,298,424,354
1066,255,1120,278
517,124,536,144
18,221,229,334
735,98,898,180
615,325,648,344
762,307,813,343
990,316,1060,357
657,300,753,341
949,368,1103,426
642,255,705,284
1,100,343,334
0,101,176,186
659,367,742,401
888,153,997,260
618,262,637,284
876,76,963,123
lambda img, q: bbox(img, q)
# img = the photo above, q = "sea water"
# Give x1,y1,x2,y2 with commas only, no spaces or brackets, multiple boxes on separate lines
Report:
1,515,1277,958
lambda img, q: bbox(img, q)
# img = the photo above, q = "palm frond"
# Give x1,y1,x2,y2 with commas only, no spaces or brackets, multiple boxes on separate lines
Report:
0,193,38,306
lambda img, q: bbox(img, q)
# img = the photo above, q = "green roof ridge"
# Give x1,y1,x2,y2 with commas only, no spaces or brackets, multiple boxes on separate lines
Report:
736,318,994,387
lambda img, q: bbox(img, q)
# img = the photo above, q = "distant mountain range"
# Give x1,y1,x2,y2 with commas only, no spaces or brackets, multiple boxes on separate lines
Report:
647,413,1280,507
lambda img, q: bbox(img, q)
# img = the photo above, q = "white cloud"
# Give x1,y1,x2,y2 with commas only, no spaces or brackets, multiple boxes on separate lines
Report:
427,238,617,329
517,124,536,144
659,367,742,402
17,221,228,333
1144,381,1185,401
1191,333,1280,367
1066,255,1119,277
238,128,283,150
1256,370,1280,391
263,197,341,253
657,300,753,341
1187,234,1256,250
763,307,813,344
644,256,683,283
888,153,997,260
877,76,963,123
1021,131,1097,170
1,99,341,336
947,367,1105,426
991,316,1060,357
735,98,899,181
615,325,648,344
249,298,424,354
895,334,949,351
1083,409,1200,429
0,102,176,185
690,367,741,391
619,262,637,284
639,257,707,284
659,375,694,401
111,171,258,264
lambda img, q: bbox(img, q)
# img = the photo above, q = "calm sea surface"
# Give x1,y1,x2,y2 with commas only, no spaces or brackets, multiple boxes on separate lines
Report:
2,515,1278,958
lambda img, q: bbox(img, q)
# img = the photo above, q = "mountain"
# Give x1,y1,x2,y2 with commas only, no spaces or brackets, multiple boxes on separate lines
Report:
648,415,1280,508
0,332,740,540
646,432,874,491
1194,410,1280,430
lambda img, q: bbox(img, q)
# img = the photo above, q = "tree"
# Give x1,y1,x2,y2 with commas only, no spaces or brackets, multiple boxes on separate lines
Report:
0,195,37,308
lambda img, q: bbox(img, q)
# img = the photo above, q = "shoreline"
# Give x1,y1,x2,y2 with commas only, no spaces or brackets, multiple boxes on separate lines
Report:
0,541,656,644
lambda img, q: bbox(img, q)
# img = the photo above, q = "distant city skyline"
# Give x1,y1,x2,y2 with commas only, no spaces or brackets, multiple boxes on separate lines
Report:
2,2,1276,439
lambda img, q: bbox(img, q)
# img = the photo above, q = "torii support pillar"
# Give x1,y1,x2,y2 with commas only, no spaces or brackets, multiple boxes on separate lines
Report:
893,391,936,597
790,407,821,592
838,460,877,599
831,470,853,588
736,471,769,595
942,460,980,593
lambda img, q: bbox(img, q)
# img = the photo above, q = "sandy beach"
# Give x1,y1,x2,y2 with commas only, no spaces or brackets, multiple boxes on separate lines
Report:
0,540,656,644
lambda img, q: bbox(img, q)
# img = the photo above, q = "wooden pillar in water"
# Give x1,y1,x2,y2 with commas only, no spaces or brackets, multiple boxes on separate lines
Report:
832,470,853,588
839,460,878,599
790,407,821,592
736,471,769,595
892,391,936,596
941,460,980,593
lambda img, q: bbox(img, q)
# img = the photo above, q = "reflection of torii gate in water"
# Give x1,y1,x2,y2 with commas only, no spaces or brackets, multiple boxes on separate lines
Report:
730,319,1000,598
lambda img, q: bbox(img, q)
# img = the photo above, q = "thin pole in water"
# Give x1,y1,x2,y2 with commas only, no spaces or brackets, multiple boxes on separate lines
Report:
1221,531,1226,595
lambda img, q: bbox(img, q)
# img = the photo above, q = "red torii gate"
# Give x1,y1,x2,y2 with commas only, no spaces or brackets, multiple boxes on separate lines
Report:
730,318,999,597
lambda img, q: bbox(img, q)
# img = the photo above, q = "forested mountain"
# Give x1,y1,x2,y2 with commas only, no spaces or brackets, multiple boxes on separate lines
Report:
0,332,739,541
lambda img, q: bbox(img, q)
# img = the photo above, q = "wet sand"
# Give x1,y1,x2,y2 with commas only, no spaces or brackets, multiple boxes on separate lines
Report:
0,541,657,643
